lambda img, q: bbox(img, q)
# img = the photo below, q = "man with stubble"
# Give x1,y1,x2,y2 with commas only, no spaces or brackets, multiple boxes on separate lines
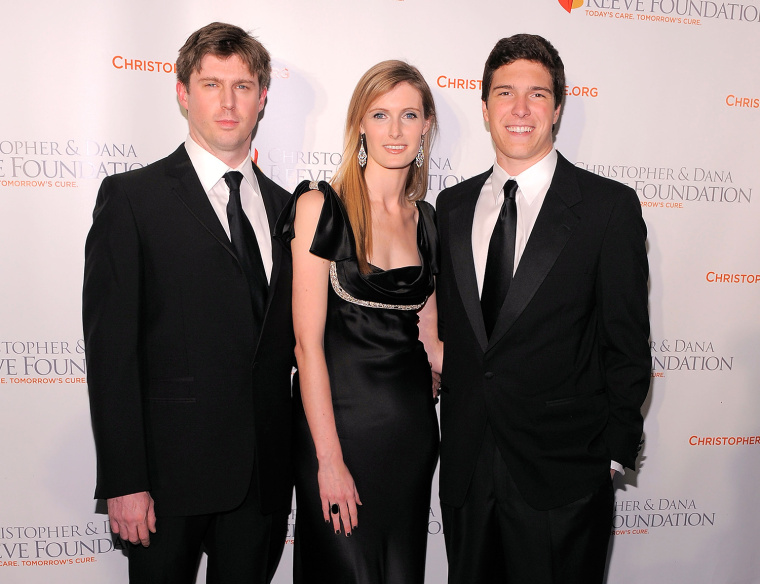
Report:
83,22,294,583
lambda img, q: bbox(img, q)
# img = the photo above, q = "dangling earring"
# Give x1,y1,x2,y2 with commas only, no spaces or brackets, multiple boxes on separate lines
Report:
358,134,367,168
415,136,424,169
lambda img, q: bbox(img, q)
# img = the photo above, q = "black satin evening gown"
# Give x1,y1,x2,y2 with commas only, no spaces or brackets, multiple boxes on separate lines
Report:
275,180,440,584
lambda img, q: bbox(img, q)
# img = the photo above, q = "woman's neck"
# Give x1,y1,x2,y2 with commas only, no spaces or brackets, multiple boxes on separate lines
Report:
363,162,411,210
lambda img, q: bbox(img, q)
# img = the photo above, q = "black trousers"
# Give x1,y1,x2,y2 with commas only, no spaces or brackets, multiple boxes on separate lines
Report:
442,426,613,584
127,476,289,584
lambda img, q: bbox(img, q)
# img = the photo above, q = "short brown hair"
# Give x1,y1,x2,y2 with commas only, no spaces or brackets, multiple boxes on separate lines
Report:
176,22,270,92
481,34,565,109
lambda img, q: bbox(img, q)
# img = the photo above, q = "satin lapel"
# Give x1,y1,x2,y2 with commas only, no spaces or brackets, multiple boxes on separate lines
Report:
449,169,491,352
253,161,283,316
486,154,582,351
165,146,237,260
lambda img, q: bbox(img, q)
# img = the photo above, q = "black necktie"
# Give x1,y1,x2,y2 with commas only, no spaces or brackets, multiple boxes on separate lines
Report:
481,179,518,338
224,171,268,333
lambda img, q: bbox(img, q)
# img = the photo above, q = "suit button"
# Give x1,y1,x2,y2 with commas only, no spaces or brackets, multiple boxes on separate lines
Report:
484,372,494,380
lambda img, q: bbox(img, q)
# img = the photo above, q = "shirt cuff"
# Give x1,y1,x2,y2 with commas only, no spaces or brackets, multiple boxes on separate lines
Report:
611,460,625,475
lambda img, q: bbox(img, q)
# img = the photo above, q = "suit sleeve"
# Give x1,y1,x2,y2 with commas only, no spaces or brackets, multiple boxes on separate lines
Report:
598,187,651,470
82,176,150,499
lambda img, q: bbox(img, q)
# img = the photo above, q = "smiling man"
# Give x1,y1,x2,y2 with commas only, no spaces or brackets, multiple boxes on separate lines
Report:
435,34,651,583
83,23,294,584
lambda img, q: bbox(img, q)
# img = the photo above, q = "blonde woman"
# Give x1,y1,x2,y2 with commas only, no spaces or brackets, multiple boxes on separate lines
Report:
276,60,442,583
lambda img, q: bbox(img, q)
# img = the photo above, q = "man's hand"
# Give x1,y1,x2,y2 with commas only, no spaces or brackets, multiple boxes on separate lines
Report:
432,369,442,399
107,491,156,546
610,469,617,480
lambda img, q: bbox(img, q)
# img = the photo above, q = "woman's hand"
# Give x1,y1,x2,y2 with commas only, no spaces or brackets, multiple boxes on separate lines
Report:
318,456,362,536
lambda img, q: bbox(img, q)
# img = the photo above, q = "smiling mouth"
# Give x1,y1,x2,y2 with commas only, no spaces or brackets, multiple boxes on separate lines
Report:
384,145,406,152
506,126,533,134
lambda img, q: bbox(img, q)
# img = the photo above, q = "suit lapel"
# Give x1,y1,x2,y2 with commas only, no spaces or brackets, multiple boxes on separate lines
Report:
487,154,581,350
167,147,274,351
165,145,238,260
450,169,491,352
166,147,285,347
253,161,284,317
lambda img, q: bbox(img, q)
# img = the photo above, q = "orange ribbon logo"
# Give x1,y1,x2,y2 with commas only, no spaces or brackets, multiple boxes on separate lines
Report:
558,0,584,12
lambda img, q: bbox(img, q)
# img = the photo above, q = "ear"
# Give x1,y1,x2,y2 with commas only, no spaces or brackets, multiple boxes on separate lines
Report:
553,104,561,124
422,117,431,135
481,99,489,123
257,86,268,112
177,81,189,110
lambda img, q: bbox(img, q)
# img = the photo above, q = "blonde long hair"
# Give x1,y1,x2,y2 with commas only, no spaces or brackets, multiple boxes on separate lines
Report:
332,60,438,273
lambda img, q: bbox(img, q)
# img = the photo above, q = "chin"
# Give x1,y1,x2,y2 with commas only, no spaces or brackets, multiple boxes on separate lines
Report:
373,158,415,171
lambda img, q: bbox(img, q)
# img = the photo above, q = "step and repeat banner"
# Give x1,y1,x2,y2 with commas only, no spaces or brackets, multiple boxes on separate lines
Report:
1,0,758,582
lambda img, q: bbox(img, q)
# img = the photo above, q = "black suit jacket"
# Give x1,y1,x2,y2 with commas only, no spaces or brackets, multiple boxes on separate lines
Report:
83,145,294,516
436,152,650,510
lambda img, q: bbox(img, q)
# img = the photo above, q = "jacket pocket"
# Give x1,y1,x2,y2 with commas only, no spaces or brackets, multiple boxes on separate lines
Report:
545,387,605,407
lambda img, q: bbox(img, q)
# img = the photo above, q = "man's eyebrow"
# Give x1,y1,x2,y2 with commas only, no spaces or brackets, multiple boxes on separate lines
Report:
197,75,256,84
491,83,553,94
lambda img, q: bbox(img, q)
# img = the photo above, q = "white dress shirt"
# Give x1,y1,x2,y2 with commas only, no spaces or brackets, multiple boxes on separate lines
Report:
471,148,624,475
472,149,558,295
185,136,273,282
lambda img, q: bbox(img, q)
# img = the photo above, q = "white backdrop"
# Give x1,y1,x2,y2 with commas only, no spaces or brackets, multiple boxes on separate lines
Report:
1,0,759,582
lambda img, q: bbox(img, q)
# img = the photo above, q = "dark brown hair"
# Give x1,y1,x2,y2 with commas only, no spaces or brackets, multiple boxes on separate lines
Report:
481,34,565,108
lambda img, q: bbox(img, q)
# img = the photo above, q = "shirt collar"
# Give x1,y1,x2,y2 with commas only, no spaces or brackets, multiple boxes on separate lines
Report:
491,148,558,205
184,135,257,194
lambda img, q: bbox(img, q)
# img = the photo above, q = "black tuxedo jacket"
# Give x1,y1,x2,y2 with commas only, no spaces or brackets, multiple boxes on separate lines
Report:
83,145,294,516
436,153,650,510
